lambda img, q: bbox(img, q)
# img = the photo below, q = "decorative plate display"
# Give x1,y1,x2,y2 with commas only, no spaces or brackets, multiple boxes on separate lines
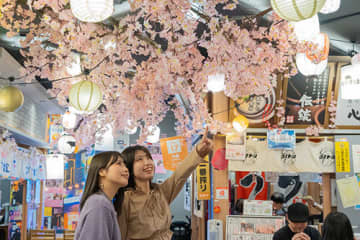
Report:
235,88,275,123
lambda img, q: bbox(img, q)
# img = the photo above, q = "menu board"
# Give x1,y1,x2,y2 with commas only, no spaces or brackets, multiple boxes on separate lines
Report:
226,215,285,240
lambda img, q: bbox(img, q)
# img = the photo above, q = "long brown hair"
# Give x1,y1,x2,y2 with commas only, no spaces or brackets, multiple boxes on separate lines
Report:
80,151,125,215
122,145,153,189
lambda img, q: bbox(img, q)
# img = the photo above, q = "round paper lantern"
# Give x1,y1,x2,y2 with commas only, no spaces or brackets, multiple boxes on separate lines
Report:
296,55,328,76
296,33,329,76
146,126,160,143
46,154,65,179
320,0,341,14
62,111,78,129
207,73,225,92
271,0,327,21
66,53,82,76
125,120,138,135
70,0,113,23
0,86,24,112
232,115,249,133
292,14,320,41
340,53,360,100
69,80,102,112
57,135,76,154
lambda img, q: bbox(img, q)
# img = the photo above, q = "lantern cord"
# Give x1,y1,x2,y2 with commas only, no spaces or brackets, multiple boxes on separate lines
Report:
0,56,109,86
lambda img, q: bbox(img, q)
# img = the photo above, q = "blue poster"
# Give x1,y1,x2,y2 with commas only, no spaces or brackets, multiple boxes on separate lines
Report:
267,129,296,150
356,174,360,210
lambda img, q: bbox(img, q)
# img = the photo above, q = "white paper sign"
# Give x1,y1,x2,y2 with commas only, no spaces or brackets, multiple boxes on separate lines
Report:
336,176,360,208
184,176,191,212
215,187,229,200
243,200,273,216
352,145,360,173
335,86,360,126
226,134,246,160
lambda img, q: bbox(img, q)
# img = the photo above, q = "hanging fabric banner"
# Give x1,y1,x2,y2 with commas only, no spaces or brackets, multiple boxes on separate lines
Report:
229,138,336,173
236,171,268,200
335,139,350,172
160,136,188,171
196,155,211,200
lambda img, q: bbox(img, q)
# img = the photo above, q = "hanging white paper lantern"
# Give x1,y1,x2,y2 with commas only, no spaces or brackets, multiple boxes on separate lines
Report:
207,73,225,92
95,124,114,151
340,53,360,100
146,126,160,143
46,154,65,179
320,0,341,14
296,55,328,76
232,115,249,133
104,40,117,50
70,0,113,23
125,120,138,135
271,0,327,21
66,53,82,76
292,14,320,41
57,135,76,154
296,33,329,76
62,111,78,129
69,80,102,112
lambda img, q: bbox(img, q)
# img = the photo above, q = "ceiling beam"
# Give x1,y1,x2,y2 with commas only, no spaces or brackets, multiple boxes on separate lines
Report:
320,11,360,25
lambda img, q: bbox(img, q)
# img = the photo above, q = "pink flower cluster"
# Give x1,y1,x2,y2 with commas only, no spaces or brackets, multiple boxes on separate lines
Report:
1,1,309,149
305,125,323,136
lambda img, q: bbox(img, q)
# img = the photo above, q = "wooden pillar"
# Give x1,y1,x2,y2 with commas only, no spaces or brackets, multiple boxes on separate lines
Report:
211,92,230,122
21,180,28,240
322,173,332,220
212,135,228,240
36,181,44,229
211,92,230,239
307,183,322,216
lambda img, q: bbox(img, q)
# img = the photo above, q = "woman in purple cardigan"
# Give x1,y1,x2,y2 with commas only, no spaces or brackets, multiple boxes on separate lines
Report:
75,151,129,240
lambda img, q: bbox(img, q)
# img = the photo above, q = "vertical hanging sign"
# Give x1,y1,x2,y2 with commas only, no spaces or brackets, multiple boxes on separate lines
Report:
196,155,211,200
160,136,188,171
335,139,350,172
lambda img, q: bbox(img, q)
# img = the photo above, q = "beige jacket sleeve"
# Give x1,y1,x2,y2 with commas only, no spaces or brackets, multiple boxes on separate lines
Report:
118,193,129,240
160,148,203,204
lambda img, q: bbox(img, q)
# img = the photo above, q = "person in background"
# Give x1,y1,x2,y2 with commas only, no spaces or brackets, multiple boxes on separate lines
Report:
271,192,286,216
303,195,323,212
302,195,323,224
118,127,213,240
322,212,354,240
232,199,244,215
75,151,129,240
273,203,321,240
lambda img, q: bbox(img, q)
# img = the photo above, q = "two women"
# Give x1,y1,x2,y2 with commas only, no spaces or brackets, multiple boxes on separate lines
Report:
119,127,213,240
75,127,212,240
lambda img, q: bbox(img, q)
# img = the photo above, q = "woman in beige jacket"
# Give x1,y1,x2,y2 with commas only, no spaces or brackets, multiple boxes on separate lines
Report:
118,127,212,240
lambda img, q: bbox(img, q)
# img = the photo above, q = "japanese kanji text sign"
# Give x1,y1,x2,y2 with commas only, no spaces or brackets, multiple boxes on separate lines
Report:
335,139,350,172
196,155,210,200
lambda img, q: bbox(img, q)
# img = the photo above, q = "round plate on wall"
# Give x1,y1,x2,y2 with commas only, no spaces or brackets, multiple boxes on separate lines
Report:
235,88,276,123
